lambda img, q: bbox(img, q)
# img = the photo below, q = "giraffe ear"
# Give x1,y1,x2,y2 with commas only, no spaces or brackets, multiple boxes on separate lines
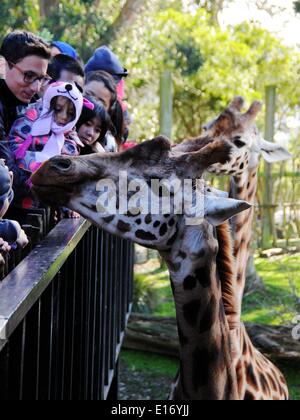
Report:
175,140,233,177
204,196,252,226
121,136,171,164
259,138,292,163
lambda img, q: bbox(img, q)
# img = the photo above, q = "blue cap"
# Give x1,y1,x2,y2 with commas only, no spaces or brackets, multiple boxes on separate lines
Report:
85,46,128,82
51,41,78,59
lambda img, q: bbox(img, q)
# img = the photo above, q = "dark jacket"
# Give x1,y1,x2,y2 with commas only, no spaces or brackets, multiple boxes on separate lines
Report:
0,79,38,207
0,78,30,166
0,219,19,244
0,79,29,139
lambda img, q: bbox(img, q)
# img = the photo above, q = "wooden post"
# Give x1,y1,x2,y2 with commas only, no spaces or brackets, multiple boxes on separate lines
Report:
262,86,276,249
159,71,173,139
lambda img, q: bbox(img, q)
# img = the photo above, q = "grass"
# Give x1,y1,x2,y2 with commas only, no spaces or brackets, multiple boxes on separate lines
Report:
134,253,300,325
120,350,300,400
242,254,300,325
119,350,178,400
280,363,300,400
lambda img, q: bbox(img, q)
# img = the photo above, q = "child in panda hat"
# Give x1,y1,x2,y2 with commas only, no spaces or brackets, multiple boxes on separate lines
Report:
9,82,86,209
12,81,84,170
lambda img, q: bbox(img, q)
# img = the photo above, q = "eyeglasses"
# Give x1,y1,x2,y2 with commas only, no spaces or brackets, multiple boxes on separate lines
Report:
9,62,51,87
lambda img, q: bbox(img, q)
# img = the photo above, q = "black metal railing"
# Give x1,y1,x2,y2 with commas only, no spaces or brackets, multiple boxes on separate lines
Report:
0,218,134,400
0,206,54,281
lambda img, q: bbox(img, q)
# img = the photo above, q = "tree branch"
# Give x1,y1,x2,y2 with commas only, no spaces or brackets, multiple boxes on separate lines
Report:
101,0,148,45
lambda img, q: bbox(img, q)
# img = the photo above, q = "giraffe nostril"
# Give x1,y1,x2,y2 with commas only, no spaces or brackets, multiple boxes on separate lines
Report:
51,157,72,172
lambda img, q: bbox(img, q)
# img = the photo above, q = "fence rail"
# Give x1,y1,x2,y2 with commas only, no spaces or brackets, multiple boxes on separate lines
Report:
0,218,134,400
209,169,300,248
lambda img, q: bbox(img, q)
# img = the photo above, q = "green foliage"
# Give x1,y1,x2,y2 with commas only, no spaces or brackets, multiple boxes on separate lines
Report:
294,1,300,14
41,0,117,60
114,7,300,140
0,0,125,60
134,265,175,317
1,1,300,149
173,38,205,77
0,0,40,38
133,273,159,314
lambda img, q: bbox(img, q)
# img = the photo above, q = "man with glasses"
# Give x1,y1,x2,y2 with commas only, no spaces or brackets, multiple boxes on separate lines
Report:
0,30,51,140
0,31,51,227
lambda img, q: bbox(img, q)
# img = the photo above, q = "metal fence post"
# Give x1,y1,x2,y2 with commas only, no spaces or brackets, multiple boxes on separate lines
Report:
262,85,276,249
159,71,173,139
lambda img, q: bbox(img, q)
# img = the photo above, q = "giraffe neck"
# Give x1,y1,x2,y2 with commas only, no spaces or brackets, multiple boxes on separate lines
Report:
161,225,238,400
229,165,258,318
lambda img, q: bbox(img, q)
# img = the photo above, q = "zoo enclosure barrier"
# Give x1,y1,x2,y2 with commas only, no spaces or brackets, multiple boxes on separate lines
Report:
0,218,134,400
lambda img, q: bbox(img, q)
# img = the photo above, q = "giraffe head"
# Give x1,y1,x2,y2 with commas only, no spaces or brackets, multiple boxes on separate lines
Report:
175,96,291,179
31,136,251,253
203,96,291,176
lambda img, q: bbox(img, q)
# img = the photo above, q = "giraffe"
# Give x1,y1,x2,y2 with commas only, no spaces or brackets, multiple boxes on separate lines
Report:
30,136,289,400
174,97,291,361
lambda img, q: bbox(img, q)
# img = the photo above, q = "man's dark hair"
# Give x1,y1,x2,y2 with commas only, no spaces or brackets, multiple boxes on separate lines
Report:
47,54,84,81
0,30,51,64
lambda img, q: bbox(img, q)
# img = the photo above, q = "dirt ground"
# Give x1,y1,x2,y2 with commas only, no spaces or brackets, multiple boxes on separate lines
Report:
119,350,178,400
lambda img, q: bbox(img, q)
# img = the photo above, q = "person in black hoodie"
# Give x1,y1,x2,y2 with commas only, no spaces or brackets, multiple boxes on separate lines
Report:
0,31,51,219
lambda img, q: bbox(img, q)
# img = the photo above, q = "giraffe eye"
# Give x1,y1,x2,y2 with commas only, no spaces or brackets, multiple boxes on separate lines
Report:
233,136,246,149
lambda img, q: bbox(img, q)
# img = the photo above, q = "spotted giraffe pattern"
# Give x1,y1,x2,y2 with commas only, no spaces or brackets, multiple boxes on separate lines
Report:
236,324,288,400
216,222,288,400
163,221,239,400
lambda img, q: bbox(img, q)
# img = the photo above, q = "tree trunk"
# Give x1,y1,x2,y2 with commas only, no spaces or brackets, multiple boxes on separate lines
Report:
124,313,300,364
101,0,148,44
39,0,59,18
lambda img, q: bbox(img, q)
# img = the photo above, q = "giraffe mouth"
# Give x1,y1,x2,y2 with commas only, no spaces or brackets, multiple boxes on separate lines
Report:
80,202,98,212
31,183,72,206
68,200,107,228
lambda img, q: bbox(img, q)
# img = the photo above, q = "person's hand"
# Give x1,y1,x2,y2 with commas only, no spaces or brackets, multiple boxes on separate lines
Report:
16,229,29,249
9,221,29,249
0,237,11,253
63,210,81,219
92,142,105,153
0,253,5,268
0,237,11,268
67,130,84,147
